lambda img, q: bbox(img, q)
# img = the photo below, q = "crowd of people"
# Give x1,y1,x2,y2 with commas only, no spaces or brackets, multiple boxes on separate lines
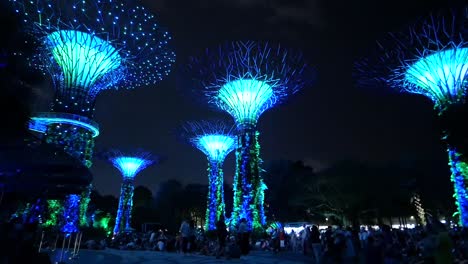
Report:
7,214,468,263
95,219,468,263
101,217,247,259
258,221,468,263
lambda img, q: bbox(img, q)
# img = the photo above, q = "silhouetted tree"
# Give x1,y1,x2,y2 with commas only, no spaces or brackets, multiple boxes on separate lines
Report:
89,191,118,213
132,186,159,230
263,160,316,222
154,179,184,232
133,186,153,208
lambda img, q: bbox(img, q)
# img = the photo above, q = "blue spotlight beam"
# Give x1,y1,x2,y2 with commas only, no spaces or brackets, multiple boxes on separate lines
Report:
105,150,157,234
357,8,468,225
182,120,236,230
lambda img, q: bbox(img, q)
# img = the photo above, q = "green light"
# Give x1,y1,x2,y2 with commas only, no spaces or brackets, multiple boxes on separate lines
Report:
47,30,122,90
43,200,62,228
404,48,468,110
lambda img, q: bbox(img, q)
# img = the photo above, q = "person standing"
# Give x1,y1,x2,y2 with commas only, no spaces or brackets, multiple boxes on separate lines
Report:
238,218,250,255
359,226,369,250
216,218,228,259
188,220,196,253
310,225,322,263
179,220,190,255
290,230,298,253
279,227,286,251
300,225,310,255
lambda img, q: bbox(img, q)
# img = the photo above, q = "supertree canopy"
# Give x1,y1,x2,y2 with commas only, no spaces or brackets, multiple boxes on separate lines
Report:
357,8,468,225
187,41,311,230
9,0,175,117
9,0,175,232
106,150,157,235
182,120,236,230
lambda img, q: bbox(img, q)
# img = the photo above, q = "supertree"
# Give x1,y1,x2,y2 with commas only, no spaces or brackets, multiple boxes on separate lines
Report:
182,120,236,230
9,0,175,232
104,150,157,235
187,41,312,230
357,7,468,225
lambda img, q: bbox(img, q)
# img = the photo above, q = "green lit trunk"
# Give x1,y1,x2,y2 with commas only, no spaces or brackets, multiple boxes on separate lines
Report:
44,123,94,231
205,160,226,230
231,126,266,230
439,104,468,226
114,178,135,234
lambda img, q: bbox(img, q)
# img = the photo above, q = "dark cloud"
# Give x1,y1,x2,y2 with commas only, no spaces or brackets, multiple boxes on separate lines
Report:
268,0,324,28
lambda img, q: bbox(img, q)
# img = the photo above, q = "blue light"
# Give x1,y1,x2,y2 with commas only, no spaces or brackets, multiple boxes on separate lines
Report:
110,156,153,179
359,11,468,226
403,47,468,109
447,147,468,226
29,112,100,137
8,0,175,107
218,79,274,126
47,30,122,90
190,41,309,127
187,41,311,230
61,194,80,233
183,120,236,230
195,135,236,162
106,150,156,234
184,121,236,163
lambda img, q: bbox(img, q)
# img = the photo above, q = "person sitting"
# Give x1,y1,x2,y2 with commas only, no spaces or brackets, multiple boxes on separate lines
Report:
157,240,165,251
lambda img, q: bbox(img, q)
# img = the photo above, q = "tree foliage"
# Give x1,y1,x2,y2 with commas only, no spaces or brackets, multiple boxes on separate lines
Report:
263,160,316,222
264,159,454,226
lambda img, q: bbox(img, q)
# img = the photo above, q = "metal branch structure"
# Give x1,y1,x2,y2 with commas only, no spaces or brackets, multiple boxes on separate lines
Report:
105,150,157,235
357,8,468,225
182,120,236,230
9,0,175,233
187,41,312,230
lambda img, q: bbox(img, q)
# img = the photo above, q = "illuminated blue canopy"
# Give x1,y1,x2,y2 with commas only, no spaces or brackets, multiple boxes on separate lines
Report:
105,149,157,179
403,47,468,108
110,156,153,179
187,41,311,127
46,30,122,91
183,120,236,162
194,134,236,162
218,79,274,126
8,0,175,97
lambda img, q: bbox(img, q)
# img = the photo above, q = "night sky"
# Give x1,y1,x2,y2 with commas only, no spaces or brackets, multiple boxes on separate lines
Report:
68,0,455,196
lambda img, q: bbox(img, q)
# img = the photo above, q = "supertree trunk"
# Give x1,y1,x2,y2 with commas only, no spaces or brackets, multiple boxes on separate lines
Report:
51,87,96,119
205,161,218,230
446,146,468,226
62,194,80,233
44,124,94,232
440,104,468,226
79,185,92,227
205,160,226,230
215,162,226,223
231,126,265,230
44,200,63,228
114,178,135,234
45,124,94,168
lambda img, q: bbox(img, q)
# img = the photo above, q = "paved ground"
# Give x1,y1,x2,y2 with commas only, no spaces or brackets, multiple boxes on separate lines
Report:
49,249,312,264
